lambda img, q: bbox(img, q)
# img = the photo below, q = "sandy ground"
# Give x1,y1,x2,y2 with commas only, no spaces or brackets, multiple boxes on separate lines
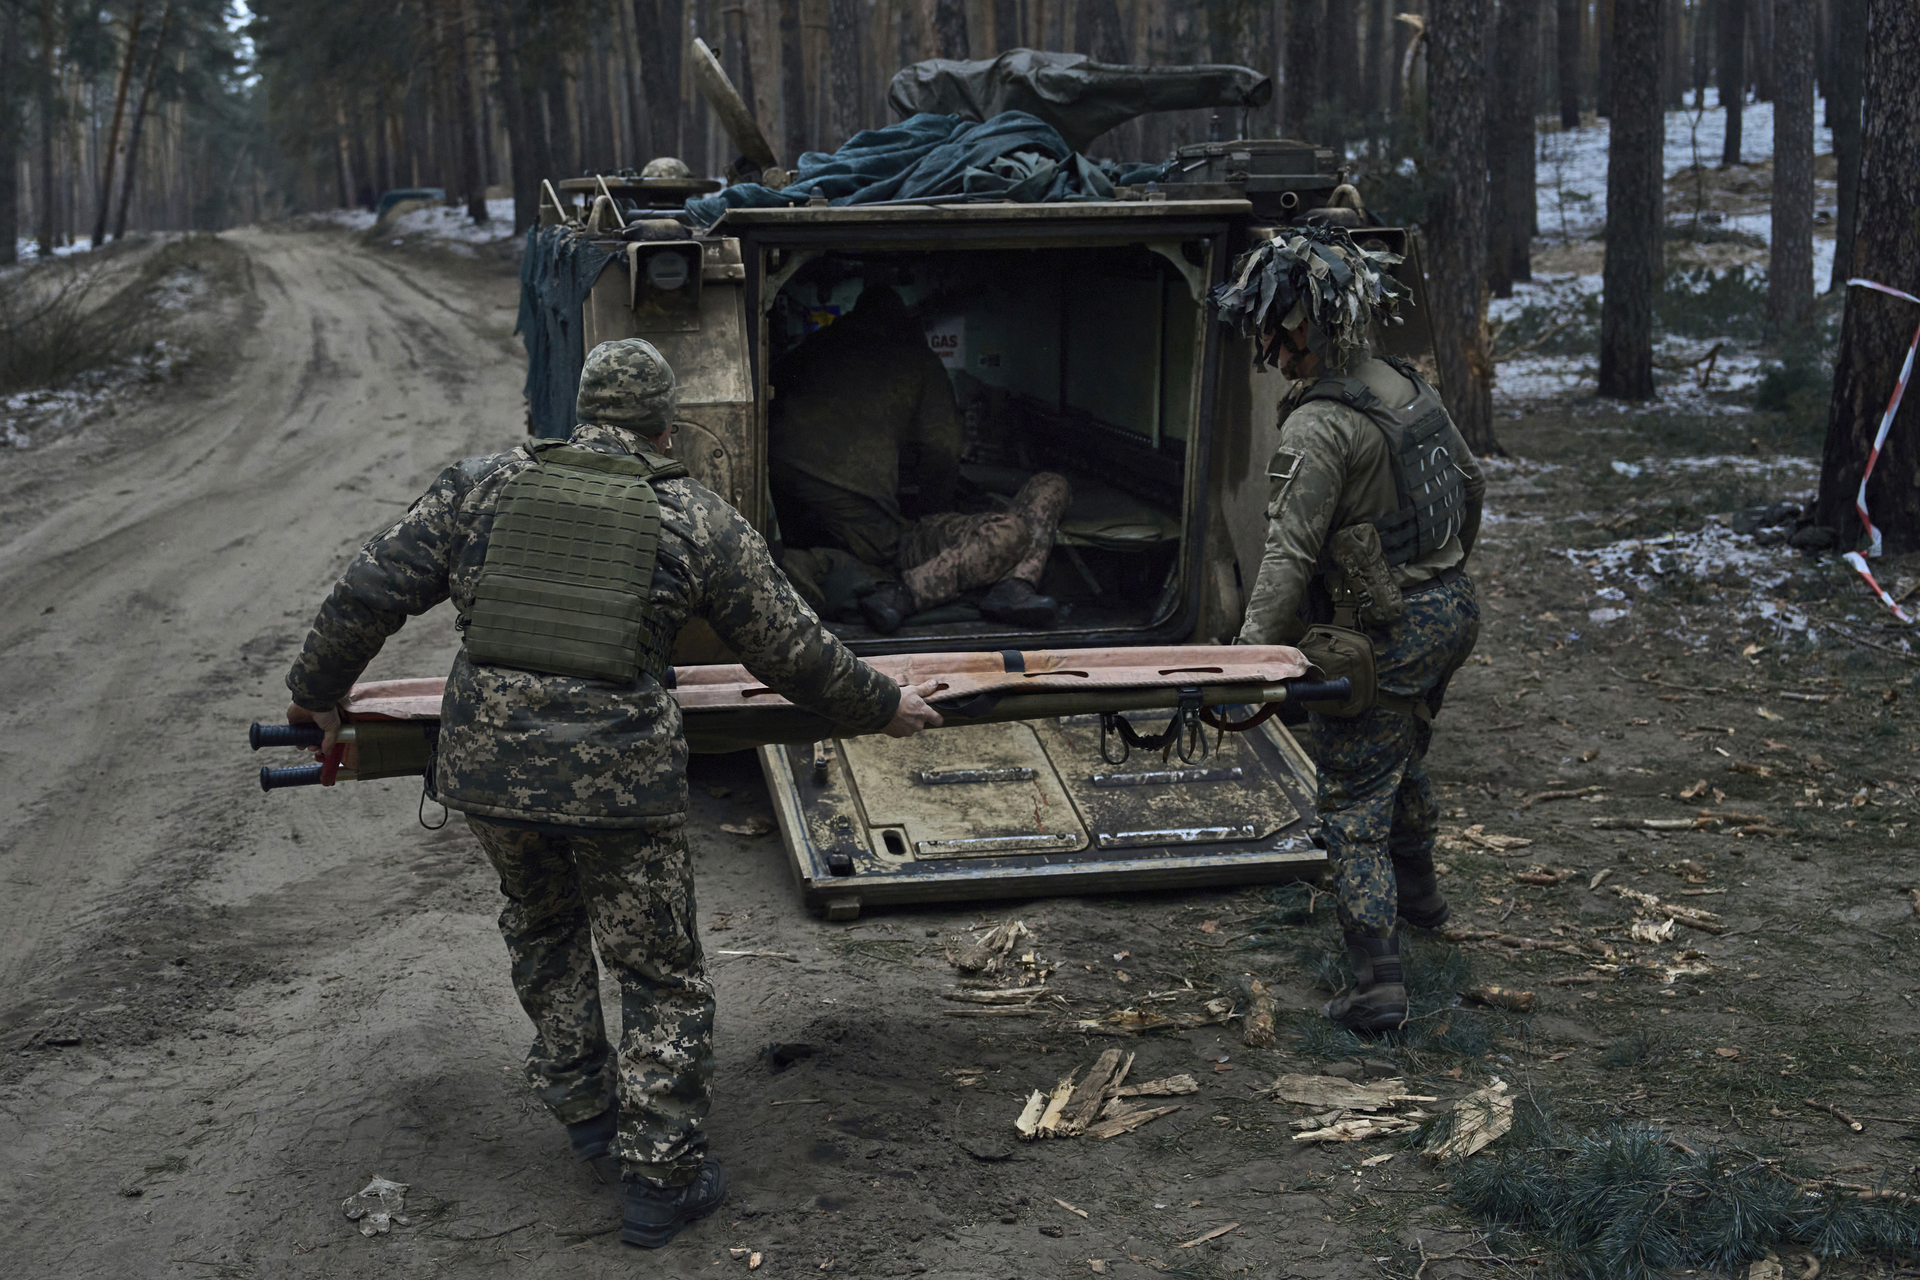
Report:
2,228,1918,1280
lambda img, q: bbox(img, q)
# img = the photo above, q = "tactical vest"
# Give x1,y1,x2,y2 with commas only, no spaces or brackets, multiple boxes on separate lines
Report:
463,441,689,685
1299,357,1466,565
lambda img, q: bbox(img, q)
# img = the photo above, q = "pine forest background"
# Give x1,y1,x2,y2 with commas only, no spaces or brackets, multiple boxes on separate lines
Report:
0,1,1874,254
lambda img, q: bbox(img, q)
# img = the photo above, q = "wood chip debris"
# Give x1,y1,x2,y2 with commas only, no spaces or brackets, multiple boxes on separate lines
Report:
953,918,1036,978
1445,824,1534,852
1176,1223,1239,1248
1630,918,1678,944
1114,1074,1198,1097
1064,999,1230,1035
1463,984,1537,1012
1512,867,1576,885
1426,1080,1513,1160
1240,978,1277,1048
942,985,1052,1005
1052,1197,1089,1219
1014,1052,1182,1141
1270,1073,1438,1142
1522,785,1606,808
1611,885,1726,933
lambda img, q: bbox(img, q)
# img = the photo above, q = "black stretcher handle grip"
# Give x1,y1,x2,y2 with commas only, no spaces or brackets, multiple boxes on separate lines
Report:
251,722,324,750
1284,677,1353,704
260,763,325,792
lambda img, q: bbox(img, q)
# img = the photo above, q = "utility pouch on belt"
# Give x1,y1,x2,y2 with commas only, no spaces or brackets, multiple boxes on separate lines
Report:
464,442,689,684
1329,523,1404,626
1293,623,1377,718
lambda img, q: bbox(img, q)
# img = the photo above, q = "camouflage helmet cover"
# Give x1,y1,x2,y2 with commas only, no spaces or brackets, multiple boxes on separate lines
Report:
1210,224,1405,369
575,338,678,436
641,156,694,180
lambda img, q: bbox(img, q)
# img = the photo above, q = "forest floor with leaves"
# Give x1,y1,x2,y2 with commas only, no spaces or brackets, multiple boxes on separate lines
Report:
1,225,1918,1280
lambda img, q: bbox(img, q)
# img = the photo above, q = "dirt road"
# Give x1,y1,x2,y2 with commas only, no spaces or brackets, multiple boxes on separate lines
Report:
3,228,1916,1280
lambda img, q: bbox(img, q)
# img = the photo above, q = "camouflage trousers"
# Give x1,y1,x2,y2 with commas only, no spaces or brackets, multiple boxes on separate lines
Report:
466,816,713,1186
899,473,1072,609
1309,575,1480,937
771,466,1073,609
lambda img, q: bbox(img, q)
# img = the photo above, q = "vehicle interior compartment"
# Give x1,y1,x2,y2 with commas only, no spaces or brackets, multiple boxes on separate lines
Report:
760,241,1210,648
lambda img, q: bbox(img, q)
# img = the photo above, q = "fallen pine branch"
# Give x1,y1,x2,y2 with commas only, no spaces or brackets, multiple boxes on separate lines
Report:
1590,816,1714,831
1443,927,1588,957
1827,623,1920,667
1610,885,1725,934
1804,1098,1865,1133
1522,786,1606,808
1541,973,1612,986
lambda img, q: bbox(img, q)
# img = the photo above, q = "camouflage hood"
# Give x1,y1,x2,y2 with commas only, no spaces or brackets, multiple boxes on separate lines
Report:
575,338,678,436
1210,225,1404,370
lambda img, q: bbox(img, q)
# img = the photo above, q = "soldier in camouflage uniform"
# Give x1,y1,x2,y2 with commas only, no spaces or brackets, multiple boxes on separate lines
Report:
284,339,941,1247
770,284,1073,632
1213,227,1486,1033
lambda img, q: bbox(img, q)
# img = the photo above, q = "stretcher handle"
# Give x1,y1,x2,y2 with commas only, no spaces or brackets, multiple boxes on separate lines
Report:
260,763,326,791
250,722,325,750
1278,677,1352,705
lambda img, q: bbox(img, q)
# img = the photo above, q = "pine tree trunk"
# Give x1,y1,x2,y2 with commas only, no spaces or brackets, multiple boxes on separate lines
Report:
452,0,488,220
485,0,537,231
114,2,172,239
1325,1,1359,124
91,2,144,248
1750,0,1771,100
1283,0,1320,136
1596,0,1614,117
0,3,18,265
1555,0,1580,125
828,0,863,148
1364,0,1389,118
1716,0,1744,163
1815,0,1920,553
1426,0,1498,452
634,0,687,162
779,0,807,160
1077,0,1126,62
1691,0,1711,98
933,0,971,58
36,0,53,255
1766,0,1812,333
1488,0,1541,298
1598,0,1662,400
993,0,1019,50
1829,0,1865,290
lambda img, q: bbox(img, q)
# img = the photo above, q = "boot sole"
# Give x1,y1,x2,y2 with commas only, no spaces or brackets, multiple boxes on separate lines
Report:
1399,902,1451,930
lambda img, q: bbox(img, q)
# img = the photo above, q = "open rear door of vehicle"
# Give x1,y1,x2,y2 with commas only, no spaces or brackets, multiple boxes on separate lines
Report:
760,715,1320,919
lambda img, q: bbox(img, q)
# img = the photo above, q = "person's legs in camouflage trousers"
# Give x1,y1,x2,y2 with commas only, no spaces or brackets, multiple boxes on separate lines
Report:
898,472,1072,609
468,817,715,1186
1311,576,1480,937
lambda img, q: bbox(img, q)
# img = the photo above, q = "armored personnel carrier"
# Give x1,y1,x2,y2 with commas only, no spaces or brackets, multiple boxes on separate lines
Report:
522,47,1439,918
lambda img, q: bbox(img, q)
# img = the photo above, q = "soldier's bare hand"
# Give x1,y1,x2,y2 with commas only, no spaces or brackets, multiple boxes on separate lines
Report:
883,680,944,738
286,701,345,754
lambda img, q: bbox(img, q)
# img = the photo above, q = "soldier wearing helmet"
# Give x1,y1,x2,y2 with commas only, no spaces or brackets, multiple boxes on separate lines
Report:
282,339,942,1247
1212,226,1486,1034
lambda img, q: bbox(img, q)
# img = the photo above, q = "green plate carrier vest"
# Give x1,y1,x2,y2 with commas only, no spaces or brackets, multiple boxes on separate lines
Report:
1300,356,1466,566
464,441,689,685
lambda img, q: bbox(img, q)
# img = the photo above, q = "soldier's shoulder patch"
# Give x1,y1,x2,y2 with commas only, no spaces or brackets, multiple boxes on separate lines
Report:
1268,449,1305,483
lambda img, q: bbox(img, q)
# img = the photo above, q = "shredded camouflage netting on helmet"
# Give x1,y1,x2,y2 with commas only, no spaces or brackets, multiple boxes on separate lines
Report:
1210,225,1406,369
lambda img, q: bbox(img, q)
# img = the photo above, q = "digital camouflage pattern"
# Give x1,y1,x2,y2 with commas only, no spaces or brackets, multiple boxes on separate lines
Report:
467,817,714,1186
285,420,900,827
574,338,679,439
1238,357,1486,646
1311,575,1479,936
898,471,1072,608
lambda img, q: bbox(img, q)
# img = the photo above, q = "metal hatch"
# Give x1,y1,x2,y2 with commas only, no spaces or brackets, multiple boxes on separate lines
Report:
760,712,1323,919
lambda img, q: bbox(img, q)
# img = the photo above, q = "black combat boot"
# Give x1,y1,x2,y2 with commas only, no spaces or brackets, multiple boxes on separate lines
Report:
565,1105,617,1161
1323,931,1409,1033
622,1160,729,1248
1397,872,1451,930
860,582,916,634
980,578,1060,627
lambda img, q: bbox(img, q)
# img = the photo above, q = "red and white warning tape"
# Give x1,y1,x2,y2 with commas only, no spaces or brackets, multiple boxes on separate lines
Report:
1842,278,1920,624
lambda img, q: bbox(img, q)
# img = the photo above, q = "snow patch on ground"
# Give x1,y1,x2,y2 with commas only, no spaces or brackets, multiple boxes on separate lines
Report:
1,340,187,451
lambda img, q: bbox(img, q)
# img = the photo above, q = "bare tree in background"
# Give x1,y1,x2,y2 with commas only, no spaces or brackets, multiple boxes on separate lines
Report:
1816,0,1920,552
1425,0,1497,453
1487,0,1541,297
90,1,145,248
829,0,863,150
1766,0,1812,334
932,0,969,59
1556,0,1580,126
634,0,687,162
1284,0,1320,136
0,0,18,264
1598,0,1662,400
1829,0,1865,291
1077,0,1127,62
1716,0,1745,163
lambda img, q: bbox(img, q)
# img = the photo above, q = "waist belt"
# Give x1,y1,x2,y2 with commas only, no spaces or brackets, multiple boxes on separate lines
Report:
1402,565,1465,597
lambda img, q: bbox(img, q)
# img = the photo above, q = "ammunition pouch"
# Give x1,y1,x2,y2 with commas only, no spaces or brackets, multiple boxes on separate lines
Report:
1293,623,1376,718
1328,522,1405,626
464,441,689,685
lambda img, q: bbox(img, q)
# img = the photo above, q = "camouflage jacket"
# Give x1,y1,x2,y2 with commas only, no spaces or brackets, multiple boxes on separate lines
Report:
286,422,901,828
1239,358,1486,645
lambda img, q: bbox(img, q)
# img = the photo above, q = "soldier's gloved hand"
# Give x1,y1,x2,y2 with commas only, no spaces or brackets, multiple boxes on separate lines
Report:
286,701,345,755
884,680,945,738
